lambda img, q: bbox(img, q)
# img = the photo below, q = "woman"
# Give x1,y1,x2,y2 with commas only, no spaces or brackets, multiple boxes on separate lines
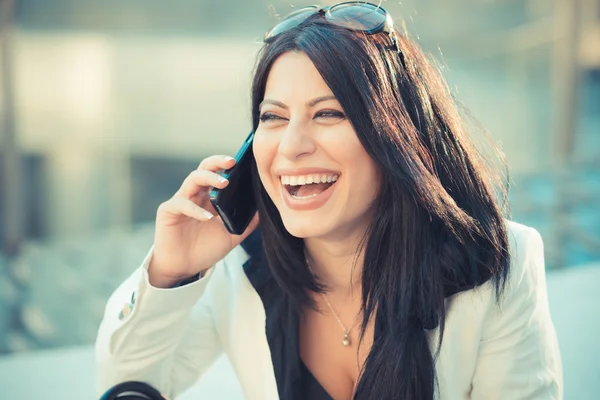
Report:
96,3,562,399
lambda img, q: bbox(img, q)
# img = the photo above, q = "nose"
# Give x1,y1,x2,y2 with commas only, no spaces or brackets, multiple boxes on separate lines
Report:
277,120,316,160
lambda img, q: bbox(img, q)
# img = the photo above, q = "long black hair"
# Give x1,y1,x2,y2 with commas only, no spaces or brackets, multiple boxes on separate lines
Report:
250,15,510,400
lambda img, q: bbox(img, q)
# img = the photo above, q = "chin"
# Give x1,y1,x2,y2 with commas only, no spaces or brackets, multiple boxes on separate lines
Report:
279,212,331,239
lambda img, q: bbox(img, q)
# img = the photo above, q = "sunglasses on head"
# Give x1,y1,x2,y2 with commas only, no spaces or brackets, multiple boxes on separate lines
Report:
264,1,403,61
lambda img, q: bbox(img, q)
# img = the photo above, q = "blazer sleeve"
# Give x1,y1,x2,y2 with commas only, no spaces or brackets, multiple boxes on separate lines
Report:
95,246,223,398
470,227,563,399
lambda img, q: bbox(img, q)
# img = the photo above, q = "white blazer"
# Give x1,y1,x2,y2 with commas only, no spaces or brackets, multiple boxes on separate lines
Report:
95,220,563,399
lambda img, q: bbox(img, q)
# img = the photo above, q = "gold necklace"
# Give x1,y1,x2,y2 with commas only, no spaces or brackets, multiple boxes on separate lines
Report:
307,258,361,347
319,291,361,347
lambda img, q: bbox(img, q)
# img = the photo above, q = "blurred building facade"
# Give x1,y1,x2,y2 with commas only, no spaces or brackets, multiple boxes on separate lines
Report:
0,0,598,352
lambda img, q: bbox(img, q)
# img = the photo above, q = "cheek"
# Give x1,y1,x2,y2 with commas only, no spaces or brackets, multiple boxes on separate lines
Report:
327,134,372,172
351,158,380,197
336,138,380,195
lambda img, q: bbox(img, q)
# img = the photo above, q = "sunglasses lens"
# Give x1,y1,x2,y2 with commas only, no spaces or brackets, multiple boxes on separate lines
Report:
327,3,388,32
265,6,318,40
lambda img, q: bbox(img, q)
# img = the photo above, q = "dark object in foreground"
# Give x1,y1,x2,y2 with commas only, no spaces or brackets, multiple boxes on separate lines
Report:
100,381,168,400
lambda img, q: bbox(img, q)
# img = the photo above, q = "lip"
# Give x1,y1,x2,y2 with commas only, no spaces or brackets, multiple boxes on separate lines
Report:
279,176,339,211
275,167,341,177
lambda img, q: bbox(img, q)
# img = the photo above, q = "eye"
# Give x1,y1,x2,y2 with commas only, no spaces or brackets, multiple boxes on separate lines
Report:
315,109,346,120
259,112,286,123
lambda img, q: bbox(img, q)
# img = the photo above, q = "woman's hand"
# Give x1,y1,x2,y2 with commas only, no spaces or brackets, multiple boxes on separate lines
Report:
148,155,259,288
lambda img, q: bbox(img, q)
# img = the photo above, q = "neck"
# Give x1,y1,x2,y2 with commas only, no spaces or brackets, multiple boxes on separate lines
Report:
304,231,365,298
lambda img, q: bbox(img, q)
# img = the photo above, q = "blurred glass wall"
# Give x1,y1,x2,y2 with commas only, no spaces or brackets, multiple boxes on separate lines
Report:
0,0,598,353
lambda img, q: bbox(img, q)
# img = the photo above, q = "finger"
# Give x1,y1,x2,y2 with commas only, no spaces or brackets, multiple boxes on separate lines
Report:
198,155,236,172
178,169,230,199
159,197,215,221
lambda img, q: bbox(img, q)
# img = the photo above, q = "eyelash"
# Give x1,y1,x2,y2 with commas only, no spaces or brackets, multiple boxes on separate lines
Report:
259,113,282,122
259,110,346,122
316,110,345,119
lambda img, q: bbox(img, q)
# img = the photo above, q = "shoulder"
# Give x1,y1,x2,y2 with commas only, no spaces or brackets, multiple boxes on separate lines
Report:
441,220,547,337
502,219,546,303
464,222,563,397
470,219,551,343
449,220,544,302
505,219,543,267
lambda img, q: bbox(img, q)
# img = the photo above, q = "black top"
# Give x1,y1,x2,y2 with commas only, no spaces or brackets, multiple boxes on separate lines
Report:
238,229,472,399
300,360,334,400
241,230,336,400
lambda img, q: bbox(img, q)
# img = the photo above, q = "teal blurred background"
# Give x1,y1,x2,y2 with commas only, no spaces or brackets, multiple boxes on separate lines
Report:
0,0,598,398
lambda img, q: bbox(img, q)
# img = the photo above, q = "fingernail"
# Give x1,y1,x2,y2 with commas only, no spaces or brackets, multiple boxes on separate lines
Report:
218,176,228,183
224,156,234,162
203,211,214,220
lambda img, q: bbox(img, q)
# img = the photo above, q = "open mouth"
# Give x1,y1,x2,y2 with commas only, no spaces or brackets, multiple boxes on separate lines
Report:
281,173,339,200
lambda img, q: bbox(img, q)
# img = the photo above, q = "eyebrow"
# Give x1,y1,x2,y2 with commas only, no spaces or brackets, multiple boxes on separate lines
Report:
259,95,338,110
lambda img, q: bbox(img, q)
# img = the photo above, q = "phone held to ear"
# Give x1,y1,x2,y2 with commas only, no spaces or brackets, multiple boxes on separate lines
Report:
209,132,257,235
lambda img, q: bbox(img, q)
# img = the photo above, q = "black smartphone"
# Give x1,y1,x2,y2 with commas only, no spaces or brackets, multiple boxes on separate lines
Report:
209,132,257,235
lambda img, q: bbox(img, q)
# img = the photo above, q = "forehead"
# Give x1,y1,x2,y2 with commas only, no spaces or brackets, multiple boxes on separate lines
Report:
263,51,334,100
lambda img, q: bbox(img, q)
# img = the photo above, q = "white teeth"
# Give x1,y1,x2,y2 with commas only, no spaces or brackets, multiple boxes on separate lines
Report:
291,193,319,200
280,173,340,186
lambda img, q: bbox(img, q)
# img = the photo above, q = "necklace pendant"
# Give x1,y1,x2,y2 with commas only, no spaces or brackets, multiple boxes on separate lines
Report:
342,332,351,347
